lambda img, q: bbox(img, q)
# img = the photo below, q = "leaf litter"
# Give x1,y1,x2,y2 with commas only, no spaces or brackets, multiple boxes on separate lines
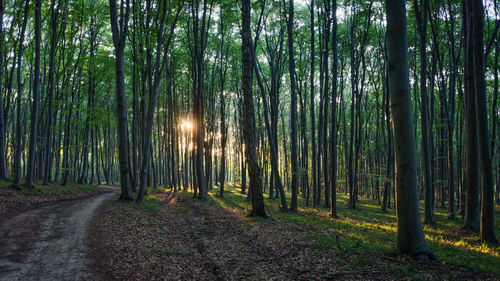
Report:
90,191,498,281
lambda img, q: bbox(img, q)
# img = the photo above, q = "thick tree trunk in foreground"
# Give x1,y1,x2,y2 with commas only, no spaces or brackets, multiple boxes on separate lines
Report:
385,0,431,261
470,0,498,245
464,0,480,231
109,0,133,200
241,0,266,217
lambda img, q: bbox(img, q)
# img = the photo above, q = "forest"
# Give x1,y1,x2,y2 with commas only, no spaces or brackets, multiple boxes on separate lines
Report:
0,0,499,280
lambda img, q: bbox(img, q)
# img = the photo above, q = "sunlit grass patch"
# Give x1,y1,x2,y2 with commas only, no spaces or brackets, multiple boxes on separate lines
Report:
0,180,101,198
127,193,164,214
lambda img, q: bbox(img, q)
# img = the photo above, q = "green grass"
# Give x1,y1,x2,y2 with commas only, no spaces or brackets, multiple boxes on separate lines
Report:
172,182,500,277
0,180,100,197
126,192,164,214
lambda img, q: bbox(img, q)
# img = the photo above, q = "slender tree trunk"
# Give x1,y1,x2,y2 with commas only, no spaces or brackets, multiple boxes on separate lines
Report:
330,0,338,218
0,0,7,180
43,1,59,185
414,0,434,224
309,0,318,209
250,38,288,210
24,0,38,187
288,0,299,213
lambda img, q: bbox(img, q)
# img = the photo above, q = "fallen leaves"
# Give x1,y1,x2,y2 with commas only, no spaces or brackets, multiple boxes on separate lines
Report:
90,191,499,281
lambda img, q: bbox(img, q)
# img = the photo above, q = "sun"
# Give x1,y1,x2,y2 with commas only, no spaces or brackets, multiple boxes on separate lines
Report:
180,119,193,131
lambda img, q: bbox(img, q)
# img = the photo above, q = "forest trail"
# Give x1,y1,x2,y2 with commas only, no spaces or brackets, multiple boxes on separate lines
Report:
0,186,118,281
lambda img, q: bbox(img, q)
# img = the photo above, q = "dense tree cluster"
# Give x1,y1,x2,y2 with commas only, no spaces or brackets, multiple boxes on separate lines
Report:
1,0,498,258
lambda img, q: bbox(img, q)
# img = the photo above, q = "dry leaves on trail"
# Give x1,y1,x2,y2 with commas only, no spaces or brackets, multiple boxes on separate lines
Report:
90,191,499,281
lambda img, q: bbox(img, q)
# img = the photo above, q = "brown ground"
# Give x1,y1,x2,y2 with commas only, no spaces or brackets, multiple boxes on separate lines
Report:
0,187,118,281
91,191,499,281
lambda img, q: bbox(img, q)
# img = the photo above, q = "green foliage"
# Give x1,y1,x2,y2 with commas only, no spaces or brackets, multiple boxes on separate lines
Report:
0,181,100,198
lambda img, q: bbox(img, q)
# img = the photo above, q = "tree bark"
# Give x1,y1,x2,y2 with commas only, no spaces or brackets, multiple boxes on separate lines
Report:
0,0,7,180
414,0,434,224
43,0,59,185
109,0,133,200
470,0,499,245
21,0,35,187
288,0,299,213
309,0,318,209
330,0,338,218
385,0,431,261
241,0,266,217
463,0,480,231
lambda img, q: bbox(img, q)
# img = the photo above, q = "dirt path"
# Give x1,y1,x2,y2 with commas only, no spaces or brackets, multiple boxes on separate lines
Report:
0,186,118,281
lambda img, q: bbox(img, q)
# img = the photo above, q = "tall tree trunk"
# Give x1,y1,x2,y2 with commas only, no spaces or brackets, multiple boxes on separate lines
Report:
250,36,288,210
330,0,338,218
0,0,7,180
43,0,59,185
463,0,480,231
470,0,499,245
109,0,133,200
137,1,181,202
24,0,38,187
288,0,299,213
241,0,266,217
414,0,434,224
385,0,432,261
309,0,318,209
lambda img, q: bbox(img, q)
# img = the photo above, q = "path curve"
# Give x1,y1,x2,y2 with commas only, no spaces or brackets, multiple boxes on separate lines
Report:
0,186,118,281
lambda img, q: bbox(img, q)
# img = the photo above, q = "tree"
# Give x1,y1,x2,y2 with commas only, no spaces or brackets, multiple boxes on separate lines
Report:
13,0,30,188
385,0,432,261
250,18,288,210
109,0,133,200
135,0,182,202
413,0,434,224
0,0,6,181
463,0,480,231
329,0,338,218
309,0,318,209
288,0,299,213
43,0,60,185
470,0,499,245
189,0,213,200
241,0,266,218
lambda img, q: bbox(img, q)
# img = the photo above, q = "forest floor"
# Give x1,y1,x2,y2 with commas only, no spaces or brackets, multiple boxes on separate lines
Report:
91,184,500,281
0,185,118,281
